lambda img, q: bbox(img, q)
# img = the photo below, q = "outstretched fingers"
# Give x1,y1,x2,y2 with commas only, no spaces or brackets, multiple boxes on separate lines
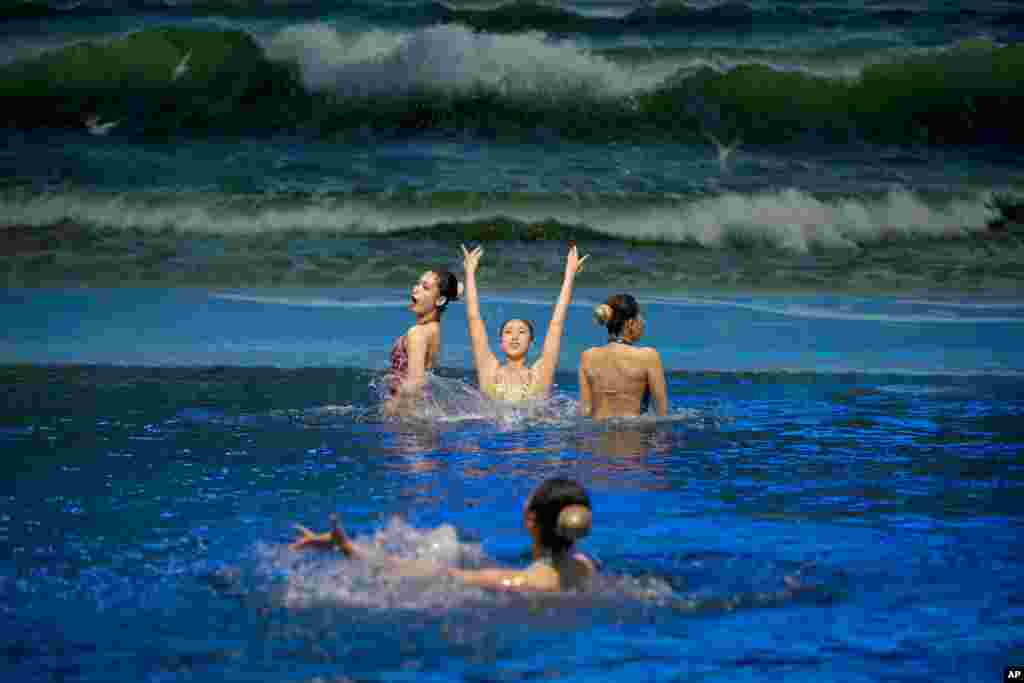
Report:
461,243,484,273
289,524,320,550
566,244,589,274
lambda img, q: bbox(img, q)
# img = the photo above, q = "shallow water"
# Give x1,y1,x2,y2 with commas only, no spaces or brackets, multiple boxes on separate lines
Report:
2,289,1022,682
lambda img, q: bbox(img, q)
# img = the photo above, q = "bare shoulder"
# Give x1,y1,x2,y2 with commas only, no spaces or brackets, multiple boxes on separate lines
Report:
525,562,561,591
407,322,439,342
636,346,663,362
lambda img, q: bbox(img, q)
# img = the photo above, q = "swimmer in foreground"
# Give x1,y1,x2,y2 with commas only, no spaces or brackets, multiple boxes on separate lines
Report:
579,294,668,420
383,267,462,416
461,242,588,402
291,477,598,592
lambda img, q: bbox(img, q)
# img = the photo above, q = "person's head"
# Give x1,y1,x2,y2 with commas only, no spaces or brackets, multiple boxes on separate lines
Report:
499,318,535,361
593,293,644,342
524,477,592,556
410,268,461,319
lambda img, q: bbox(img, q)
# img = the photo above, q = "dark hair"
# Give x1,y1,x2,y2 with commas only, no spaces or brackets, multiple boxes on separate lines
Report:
499,318,535,343
432,268,461,314
593,294,639,336
527,478,591,555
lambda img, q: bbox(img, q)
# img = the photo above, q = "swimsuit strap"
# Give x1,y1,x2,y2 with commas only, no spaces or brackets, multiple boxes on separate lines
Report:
609,335,632,345
494,365,535,402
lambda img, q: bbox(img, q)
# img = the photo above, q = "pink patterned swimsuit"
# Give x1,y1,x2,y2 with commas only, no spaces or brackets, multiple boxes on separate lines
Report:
388,335,409,397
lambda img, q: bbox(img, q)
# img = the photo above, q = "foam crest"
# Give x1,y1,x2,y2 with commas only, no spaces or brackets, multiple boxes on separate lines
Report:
0,190,404,235
267,23,657,98
0,188,999,252
642,294,1024,325
598,189,996,252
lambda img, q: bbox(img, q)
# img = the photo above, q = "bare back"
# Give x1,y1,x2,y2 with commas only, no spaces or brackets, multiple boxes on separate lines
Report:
579,343,668,420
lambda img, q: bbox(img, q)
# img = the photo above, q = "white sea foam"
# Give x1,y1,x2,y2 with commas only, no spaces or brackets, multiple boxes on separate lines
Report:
211,292,411,308
273,517,494,610
265,23,665,98
209,291,1024,325
656,188,995,252
0,187,1000,253
890,298,1024,310
645,296,1024,325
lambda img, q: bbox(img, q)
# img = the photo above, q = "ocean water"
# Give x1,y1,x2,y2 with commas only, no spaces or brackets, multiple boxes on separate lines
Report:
2,0,1024,681
2,289,1023,682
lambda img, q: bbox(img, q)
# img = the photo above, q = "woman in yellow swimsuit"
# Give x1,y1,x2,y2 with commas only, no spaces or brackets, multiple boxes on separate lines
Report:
460,242,588,403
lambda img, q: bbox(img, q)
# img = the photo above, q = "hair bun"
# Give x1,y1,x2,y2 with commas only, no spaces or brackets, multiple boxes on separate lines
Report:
455,280,465,299
556,504,591,542
593,303,612,326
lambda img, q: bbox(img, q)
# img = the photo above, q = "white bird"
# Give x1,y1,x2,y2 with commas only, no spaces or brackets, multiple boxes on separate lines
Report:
704,131,742,173
84,115,119,136
172,50,192,81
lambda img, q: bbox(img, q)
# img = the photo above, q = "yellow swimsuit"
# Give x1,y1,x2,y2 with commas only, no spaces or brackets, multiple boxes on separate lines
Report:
487,366,537,403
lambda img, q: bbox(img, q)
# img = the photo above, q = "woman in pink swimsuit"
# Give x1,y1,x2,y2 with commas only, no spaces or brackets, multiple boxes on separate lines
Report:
383,266,461,416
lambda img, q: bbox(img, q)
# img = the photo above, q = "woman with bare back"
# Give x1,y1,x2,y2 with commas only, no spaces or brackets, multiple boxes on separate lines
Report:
578,294,668,420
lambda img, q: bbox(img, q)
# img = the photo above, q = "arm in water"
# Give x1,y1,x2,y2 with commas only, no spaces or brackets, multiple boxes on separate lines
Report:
291,479,598,593
290,515,564,591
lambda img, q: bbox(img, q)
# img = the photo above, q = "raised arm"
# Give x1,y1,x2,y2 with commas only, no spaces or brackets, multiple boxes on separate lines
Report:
534,244,588,395
461,244,500,388
646,349,669,416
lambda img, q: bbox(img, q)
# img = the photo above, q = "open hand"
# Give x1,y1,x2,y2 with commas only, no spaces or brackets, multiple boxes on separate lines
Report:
289,524,332,551
461,243,483,275
289,514,356,555
566,243,589,276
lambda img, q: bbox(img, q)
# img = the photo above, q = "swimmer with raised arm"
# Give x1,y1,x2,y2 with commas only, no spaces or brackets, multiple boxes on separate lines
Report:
291,477,598,592
461,243,588,402
579,294,668,420
383,267,461,416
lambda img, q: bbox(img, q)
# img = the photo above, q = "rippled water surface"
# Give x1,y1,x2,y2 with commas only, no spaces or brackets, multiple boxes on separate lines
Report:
2,288,1023,682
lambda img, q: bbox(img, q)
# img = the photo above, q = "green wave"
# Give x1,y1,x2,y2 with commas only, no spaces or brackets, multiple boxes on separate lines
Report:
638,40,1024,145
3,214,1022,291
0,26,309,135
1,29,1022,146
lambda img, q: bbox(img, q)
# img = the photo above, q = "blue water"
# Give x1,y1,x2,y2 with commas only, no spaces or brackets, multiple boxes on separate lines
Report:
2,289,1023,681
3,0,1024,679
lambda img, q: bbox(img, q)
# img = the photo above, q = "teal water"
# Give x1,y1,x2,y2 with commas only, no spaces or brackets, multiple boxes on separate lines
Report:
3,2,1023,294
1,289,1023,681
